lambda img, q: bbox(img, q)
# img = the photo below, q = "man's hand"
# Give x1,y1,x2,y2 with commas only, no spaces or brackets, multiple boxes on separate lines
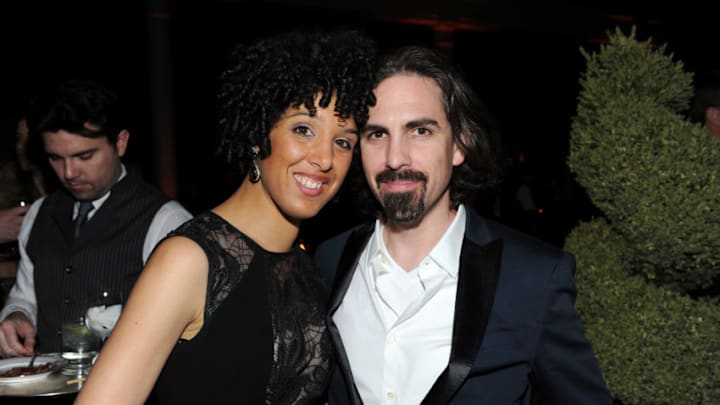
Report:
0,312,36,357
0,206,29,244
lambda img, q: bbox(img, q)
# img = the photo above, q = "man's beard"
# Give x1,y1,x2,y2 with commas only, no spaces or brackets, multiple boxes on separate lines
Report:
375,169,427,225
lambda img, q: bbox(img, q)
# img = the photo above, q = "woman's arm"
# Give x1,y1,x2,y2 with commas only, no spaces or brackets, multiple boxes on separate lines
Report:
74,236,208,405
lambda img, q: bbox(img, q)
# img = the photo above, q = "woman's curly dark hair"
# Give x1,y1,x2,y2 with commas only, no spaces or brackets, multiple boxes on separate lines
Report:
216,29,377,177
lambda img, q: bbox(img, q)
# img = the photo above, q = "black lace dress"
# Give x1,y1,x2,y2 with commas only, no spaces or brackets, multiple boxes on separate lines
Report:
152,211,332,404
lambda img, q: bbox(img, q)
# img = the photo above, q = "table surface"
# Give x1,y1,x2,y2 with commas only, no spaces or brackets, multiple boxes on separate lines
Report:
0,359,85,398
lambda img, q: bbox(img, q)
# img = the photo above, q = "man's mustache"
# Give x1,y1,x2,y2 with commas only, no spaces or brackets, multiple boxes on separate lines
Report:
375,170,427,185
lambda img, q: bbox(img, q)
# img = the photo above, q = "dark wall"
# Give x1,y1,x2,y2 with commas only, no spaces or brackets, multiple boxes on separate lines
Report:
2,0,718,247
1,0,153,176
167,1,437,214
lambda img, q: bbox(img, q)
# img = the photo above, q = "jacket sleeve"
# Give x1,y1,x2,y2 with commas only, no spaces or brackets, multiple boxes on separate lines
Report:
531,252,613,404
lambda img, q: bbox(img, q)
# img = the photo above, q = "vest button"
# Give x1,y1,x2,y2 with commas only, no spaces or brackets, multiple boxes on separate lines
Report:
57,328,62,335
64,266,73,274
64,297,72,304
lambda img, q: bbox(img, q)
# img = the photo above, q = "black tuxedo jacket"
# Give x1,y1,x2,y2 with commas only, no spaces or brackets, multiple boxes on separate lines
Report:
314,210,611,405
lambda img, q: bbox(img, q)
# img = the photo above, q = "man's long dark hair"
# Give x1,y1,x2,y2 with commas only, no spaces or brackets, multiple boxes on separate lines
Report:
354,45,503,215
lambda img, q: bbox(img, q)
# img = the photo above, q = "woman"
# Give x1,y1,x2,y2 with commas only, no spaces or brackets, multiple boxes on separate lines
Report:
75,29,377,405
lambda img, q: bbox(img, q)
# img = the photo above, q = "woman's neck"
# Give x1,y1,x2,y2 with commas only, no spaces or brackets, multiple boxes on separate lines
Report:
213,180,300,253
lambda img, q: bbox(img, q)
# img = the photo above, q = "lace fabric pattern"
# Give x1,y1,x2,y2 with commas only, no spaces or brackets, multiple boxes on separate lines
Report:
169,211,332,404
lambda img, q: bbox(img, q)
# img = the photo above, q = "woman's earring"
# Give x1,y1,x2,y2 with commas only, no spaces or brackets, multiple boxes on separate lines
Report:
249,145,261,183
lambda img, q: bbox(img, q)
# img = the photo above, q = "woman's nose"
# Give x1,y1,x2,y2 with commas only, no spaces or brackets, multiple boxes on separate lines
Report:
309,141,333,171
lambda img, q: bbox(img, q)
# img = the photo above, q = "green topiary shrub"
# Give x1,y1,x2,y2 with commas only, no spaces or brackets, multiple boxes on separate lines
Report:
566,27,720,404
569,27,720,290
566,221,720,404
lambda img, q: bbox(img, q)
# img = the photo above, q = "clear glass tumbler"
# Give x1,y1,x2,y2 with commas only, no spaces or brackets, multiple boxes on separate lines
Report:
61,317,102,376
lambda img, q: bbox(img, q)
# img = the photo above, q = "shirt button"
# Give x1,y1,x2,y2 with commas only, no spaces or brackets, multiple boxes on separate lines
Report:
64,297,72,305
389,334,398,344
386,392,395,400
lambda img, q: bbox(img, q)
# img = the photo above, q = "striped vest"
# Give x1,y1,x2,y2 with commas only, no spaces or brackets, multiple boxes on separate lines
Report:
26,168,168,352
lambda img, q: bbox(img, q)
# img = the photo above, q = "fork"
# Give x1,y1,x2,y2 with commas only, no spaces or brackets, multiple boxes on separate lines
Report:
28,352,37,368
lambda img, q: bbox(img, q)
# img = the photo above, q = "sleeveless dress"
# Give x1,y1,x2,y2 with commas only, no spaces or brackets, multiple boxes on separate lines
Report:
152,211,332,404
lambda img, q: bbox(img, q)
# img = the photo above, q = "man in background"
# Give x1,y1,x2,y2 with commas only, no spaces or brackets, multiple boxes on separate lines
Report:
0,79,192,356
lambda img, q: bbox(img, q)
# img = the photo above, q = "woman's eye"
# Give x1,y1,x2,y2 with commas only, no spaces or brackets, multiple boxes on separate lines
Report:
293,125,313,137
335,138,353,150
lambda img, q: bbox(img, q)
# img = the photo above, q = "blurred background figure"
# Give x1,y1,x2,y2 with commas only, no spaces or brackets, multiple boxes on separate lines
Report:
490,153,545,241
690,69,720,140
14,116,50,199
0,113,52,306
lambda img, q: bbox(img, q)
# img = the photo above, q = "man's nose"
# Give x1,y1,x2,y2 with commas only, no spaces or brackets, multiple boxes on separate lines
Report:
385,136,409,170
64,160,78,179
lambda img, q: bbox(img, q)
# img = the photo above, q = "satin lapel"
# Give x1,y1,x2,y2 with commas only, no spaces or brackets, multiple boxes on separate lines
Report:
422,237,503,405
328,223,374,313
327,223,374,405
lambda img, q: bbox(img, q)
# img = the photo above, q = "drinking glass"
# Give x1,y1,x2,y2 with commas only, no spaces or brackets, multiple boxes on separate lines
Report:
61,316,102,376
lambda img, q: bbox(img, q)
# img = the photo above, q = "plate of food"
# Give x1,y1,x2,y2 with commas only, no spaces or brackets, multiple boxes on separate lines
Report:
0,355,65,384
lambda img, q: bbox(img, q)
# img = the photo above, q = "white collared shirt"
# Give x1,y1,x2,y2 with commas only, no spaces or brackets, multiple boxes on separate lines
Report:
334,205,467,405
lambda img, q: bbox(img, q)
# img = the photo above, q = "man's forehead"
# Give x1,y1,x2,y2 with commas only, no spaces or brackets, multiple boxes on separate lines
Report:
369,76,446,127
375,74,439,93
42,130,110,149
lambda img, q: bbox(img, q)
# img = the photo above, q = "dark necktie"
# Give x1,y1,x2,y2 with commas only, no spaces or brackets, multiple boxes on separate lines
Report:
74,201,94,237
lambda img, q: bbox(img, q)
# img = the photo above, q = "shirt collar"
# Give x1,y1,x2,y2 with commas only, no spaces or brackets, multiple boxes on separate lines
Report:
364,220,389,281
365,204,467,280
74,163,127,212
426,204,466,279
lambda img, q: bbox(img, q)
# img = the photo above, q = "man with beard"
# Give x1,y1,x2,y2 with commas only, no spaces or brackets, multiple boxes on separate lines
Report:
0,79,192,357
314,46,611,405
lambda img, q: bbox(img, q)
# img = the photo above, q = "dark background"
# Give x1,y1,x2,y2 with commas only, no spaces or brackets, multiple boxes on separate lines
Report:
2,0,718,249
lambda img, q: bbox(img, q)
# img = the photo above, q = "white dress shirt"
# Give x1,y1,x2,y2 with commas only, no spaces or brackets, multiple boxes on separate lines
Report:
334,205,467,405
0,165,193,326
